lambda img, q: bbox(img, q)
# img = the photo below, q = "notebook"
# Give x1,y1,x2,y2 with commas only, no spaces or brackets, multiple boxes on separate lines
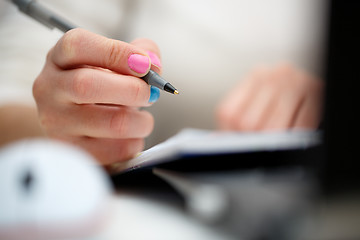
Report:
110,128,321,175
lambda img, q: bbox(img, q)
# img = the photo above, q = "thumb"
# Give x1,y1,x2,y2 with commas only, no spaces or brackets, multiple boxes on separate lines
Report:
130,38,162,75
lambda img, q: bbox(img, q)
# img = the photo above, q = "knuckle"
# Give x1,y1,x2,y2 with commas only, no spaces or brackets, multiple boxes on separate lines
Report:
32,69,51,103
215,105,231,124
32,77,42,101
46,48,55,63
37,108,68,137
38,111,53,132
60,29,83,62
109,110,128,135
131,81,145,103
125,79,148,104
71,70,95,103
106,40,126,68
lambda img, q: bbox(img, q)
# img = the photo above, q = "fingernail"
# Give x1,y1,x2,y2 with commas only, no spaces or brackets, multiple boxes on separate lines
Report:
149,86,160,103
128,54,150,74
147,51,162,68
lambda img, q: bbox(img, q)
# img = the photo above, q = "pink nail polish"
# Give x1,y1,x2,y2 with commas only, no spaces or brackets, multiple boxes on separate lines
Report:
128,54,150,74
147,51,162,68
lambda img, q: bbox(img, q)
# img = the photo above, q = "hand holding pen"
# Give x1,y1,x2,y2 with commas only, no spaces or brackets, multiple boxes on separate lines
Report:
33,29,163,165
10,0,178,95
9,0,179,165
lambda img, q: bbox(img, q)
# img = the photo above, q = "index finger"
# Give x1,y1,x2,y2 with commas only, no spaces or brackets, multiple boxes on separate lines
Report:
50,28,151,77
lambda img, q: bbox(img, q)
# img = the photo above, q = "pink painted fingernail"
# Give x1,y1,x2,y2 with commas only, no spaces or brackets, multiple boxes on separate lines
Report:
147,51,162,68
128,54,150,74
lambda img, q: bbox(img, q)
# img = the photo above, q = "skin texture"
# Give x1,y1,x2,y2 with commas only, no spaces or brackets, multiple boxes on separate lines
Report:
32,28,162,165
216,63,324,132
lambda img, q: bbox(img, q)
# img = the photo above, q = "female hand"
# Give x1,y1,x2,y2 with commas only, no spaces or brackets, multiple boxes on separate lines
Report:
33,28,162,165
216,63,324,132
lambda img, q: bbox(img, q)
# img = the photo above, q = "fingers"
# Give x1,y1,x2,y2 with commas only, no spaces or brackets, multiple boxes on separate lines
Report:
69,137,145,165
261,89,303,130
46,30,162,107
216,63,324,132
216,67,271,130
55,104,154,139
130,38,162,74
293,78,324,129
216,75,256,130
234,85,278,131
39,103,153,165
55,67,152,107
33,29,163,165
50,28,152,77
253,66,305,131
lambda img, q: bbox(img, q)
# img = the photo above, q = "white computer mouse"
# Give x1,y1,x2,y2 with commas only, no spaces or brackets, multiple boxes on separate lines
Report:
0,139,112,240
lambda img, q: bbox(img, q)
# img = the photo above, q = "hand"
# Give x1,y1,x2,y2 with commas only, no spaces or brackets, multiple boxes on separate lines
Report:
216,63,324,131
33,29,162,165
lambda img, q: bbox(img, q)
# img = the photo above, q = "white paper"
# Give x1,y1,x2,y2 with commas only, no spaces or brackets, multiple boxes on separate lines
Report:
111,128,321,174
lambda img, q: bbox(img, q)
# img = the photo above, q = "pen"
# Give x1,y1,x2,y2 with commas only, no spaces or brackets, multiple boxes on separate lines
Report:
10,0,179,95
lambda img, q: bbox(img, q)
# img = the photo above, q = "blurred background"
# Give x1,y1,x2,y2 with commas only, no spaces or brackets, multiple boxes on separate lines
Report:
1,1,360,240
0,0,327,148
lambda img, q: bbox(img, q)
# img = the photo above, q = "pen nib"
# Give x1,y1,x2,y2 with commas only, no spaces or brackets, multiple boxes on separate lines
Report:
164,83,179,95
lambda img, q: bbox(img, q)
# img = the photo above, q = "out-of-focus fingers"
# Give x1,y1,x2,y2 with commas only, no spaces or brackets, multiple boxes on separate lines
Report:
216,77,256,130
262,90,304,131
263,64,324,130
73,137,144,165
216,66,272,131
239,63,302,131
260,68,305,131
60,104,154,139
234,86,277,131
293,82,324,129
